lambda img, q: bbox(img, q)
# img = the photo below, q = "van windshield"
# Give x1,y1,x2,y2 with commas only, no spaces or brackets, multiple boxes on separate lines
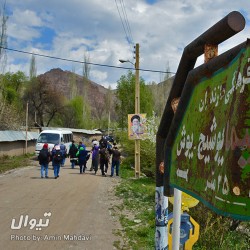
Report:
37,133,60,144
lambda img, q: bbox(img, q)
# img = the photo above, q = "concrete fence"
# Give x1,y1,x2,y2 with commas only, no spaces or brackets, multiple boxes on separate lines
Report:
0,141,36,157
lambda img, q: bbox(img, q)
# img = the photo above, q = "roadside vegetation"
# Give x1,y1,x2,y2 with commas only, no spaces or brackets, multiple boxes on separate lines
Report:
113,165,155,249
0,154,34,174
114,130,250,250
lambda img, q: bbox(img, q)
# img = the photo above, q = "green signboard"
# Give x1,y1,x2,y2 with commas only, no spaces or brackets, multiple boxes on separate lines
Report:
168,40,250,220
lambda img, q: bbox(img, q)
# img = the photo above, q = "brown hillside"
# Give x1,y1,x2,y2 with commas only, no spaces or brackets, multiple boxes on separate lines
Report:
39,68,116,120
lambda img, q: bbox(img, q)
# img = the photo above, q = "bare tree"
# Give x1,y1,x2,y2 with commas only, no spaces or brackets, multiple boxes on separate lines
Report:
0,1,8,73
23,76,65,126
83,52,91,79
164,61,172,81
69,67,77,99
82,53,92,123
29,55,37,80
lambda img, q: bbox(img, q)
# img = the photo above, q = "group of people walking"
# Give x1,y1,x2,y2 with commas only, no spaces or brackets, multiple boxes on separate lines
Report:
68,137,121,177
68,140,90,174
38,136,121,179
38,143,67,179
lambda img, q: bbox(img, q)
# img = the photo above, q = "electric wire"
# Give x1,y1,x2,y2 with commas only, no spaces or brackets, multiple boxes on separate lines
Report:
120,0,134,45
1,46,175,74
115,0,131,49
115,0,134,57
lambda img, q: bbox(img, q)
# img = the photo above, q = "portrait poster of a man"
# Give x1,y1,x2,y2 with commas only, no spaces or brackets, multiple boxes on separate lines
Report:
128,114,147,140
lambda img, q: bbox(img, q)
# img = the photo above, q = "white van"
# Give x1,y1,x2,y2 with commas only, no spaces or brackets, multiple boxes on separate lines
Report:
35,129,73,156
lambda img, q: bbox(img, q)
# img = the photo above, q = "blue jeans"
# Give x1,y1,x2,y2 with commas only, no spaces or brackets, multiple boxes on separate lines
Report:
71,161,75,169
61,157,66,166
41,163,48,177
53,163,61,178
111,160,120,176
79,161,87,173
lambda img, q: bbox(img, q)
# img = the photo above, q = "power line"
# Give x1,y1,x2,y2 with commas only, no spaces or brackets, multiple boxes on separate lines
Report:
115,0,130,44
1,46,176,74
115,0,134,56
120,0,134,45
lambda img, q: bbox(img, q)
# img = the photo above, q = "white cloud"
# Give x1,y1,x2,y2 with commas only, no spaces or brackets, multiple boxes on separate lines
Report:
8,9,44,41
3,0,250,87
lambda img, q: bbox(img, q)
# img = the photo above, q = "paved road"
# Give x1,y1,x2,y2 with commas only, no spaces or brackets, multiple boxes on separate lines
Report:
0,157,122,250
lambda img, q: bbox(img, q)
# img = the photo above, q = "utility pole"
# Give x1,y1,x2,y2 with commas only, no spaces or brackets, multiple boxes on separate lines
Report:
119,43,140,178
135,43,140,178
25,102,29,154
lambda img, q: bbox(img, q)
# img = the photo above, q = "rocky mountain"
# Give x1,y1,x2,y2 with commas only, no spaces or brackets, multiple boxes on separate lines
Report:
38,68,174,121
39,68,116,120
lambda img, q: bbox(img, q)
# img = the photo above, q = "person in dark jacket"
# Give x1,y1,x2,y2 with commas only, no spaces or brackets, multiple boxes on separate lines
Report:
69,140,78,169
99,136,108,148
51,144,63,179
38,143,50,178
60,143,67,167
76,146,90,174
99,143,110,176
110,146,121,177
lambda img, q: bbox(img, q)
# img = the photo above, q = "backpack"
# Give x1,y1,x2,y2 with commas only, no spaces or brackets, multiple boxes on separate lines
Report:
104,148,110,161
54,151,62,163
60,144,67,156
69,144,77,156
39,149,48,162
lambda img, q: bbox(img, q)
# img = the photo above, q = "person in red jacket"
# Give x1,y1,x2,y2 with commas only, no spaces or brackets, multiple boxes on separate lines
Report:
38,143,50,178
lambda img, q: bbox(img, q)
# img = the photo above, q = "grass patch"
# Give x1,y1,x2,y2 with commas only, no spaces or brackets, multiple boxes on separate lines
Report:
115,164,155,250
0,154,34,173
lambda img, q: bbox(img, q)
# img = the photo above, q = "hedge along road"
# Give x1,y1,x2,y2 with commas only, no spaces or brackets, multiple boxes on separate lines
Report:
0,156,122,250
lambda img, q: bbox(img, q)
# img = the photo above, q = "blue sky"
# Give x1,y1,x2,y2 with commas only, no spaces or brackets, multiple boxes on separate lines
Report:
2,0,250,88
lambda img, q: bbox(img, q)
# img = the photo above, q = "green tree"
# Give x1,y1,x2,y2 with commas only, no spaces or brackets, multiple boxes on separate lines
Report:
58,95,92,129
115,70,153,129
0,71,27,129
57,96,83,128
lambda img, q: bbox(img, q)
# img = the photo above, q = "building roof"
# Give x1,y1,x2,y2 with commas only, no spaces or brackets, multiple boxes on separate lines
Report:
0,127,103,143
0,131,39,142
41,127,103,135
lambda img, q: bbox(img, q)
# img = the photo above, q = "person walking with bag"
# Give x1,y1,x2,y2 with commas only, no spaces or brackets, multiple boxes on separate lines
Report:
60,143,67,167
69,140,78,169
52,145,63,179
91,142,99,174
38,143,50,178
76,146,90,174
99,143,110,176
110,146,121,177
